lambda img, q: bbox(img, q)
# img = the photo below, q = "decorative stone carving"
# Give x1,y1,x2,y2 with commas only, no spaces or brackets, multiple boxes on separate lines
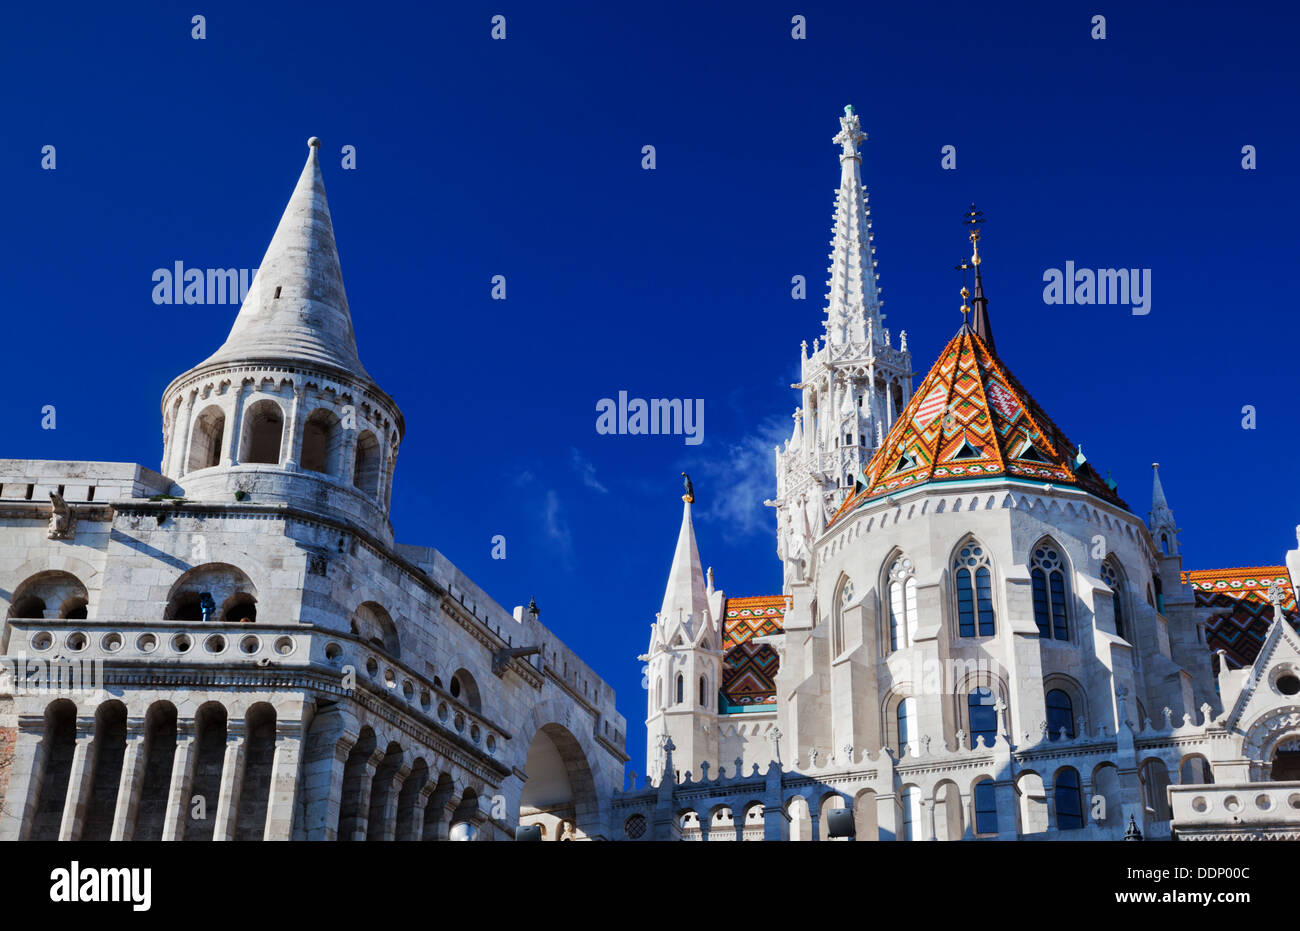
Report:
46,491,75,540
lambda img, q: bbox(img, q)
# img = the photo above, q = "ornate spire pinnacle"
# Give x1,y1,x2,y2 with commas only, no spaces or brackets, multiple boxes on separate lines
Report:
197,136,372,382
1149,463,1180,555
964,204,995,351
823,106,882,346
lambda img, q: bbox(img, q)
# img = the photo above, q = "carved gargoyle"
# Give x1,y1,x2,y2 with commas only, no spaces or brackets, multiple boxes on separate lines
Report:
47,491,76,540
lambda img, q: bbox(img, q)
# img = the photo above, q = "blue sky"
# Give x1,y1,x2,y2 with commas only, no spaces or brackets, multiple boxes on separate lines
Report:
4,1,1297,770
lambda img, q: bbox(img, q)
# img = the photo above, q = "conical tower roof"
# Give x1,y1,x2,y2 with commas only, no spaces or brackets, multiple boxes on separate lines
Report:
831,325,1126,525
660,500,711,628
197,137,372,382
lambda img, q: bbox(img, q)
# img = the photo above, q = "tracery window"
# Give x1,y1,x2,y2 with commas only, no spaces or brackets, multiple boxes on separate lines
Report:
968,687,998,748
1030,544,1069,640
887,557,917,651
1045,688,1074,740
1100,559,1127,640
954,541,995,637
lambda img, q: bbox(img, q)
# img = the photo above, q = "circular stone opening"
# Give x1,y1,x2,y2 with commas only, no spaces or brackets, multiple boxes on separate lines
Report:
1256,794,1273,810
204,634,227,654
31,631,53,651
65,632,88,652
437,702,449,722
486,734,497,754
470,724,481,744
402,680,414,701
1290,793,1300,810
365,657,379,678
454,712,465,732
101,633,123,653
1278,674,1300,696
383,669,397,689
324,641,342,663
171,633,192,653
419,689,431,710
1223,795,1241,813
137,633,158,653
1191,796,1208,813
240,635,260,655
274,636,294,656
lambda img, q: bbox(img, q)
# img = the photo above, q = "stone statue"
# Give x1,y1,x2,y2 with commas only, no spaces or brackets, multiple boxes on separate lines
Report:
47,491,75,540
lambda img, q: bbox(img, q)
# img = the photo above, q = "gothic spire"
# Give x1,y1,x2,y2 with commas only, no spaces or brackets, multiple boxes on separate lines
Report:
198,137,373,383
823,105,883,346
659,496,710,630
1149,463,1180,555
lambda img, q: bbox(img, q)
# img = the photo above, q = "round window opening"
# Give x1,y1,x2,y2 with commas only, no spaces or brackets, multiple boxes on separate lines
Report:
1278,675,1300,696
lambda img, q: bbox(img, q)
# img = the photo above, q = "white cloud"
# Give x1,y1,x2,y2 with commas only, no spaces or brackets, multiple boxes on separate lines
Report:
692,414,787,542
570,448,608,494
543,489,574,559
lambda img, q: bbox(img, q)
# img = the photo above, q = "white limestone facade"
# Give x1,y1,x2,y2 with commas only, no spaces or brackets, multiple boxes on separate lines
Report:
0,138,626,842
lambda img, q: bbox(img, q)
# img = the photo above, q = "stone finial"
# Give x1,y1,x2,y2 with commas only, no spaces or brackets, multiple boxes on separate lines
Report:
993,697,1008,737
1162,707,1173,729
699,760,710,780
1200,702,1213,727
735,756,744,777
1268,582,1287,623
920,735,931,756
955,729,967,751
841,743,855,765
1039,720,1049,741
809,748,820,767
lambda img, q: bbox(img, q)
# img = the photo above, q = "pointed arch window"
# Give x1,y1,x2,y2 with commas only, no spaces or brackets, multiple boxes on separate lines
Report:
698,675,707,708
1045,688,1074,740
675,674,684,705
896,697,916,757
834,578,854,656
954,541,995,637
886,557,917,652
968,687,998,748
1030,544,1070,640
1100,559,1127,640
1054,768,1085,830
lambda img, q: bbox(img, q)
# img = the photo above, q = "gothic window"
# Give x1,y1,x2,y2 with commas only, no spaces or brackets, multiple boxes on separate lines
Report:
656,678,663,708
1045,688,1074,740
698,675,707,708
896,697,916,756
1154,575,1164,614
1054,768,1085,830
300,408,343,475
834,578,854,656
1100,559,1127,640
954,541,995,637
973,779,998,834
968,687,997,748
1160,533,1169,555
1030,543,1070,640
675,674,684,705
886,557,917,651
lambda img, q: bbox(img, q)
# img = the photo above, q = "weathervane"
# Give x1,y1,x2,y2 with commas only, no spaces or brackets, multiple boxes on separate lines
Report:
681,472,695,504
964,203,985,266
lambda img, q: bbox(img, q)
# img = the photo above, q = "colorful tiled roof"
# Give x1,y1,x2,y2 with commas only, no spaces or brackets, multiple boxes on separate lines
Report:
721,596,786,708
830,326,1127,526
1184,566,1298,668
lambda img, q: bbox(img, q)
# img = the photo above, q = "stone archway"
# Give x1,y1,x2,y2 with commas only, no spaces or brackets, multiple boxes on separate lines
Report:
518,722,600,841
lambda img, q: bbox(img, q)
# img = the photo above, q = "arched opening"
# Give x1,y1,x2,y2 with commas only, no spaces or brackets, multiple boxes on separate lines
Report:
817,792,847,843
300,408,343,475
899,785,923,841
165,564,257,623
134,702,178,841
1030,540,1070,640
1271,739,1300,781
896,696,917,756
8,571,89,621
1053,767,1085,830
337,727,377,841
350,602,399,658
698,675,707,708
853,788,878,841
1178,754,1214,785
972,777,998,835
234,703,277,840
1015,771,1048,835
353,430,380,496
81,700,129,841
396,759,429,841
953,538,995,637
367,742,405,841
519,723,600,841
1139,758,1173,821
239,398,284,465
675,674,684,705
449,669,480,712
186,702,228,842
1046,688,1075,740
967,686,998,748
739,801,765,841
933,780,963,841
421,772,456,841
187,404,226,471
786,795,813,841
1091,762,1122,829
1100,558,1128,640
885,554,917,652
30,699,78,840
450,788,481,839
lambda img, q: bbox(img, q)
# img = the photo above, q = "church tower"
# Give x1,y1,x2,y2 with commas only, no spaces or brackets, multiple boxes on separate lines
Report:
158,138,404,545
643,482,722,783
773,106,913,589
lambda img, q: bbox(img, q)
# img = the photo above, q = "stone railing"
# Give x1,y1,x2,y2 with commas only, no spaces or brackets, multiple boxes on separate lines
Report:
1169,781,1300,838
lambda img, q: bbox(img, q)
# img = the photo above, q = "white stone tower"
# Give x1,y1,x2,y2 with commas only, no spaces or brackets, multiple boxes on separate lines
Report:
643,483,722,783
158,138,404,546
773,106,913,587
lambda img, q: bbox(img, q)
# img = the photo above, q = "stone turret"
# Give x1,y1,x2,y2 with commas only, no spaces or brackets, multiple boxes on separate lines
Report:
158,138,404,544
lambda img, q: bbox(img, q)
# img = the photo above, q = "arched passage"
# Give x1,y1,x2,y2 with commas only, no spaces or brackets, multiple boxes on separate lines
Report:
518,723,600,841
81,700,129,840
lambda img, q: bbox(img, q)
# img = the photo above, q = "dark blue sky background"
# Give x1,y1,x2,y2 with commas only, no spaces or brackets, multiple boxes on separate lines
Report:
3,1,1296,771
